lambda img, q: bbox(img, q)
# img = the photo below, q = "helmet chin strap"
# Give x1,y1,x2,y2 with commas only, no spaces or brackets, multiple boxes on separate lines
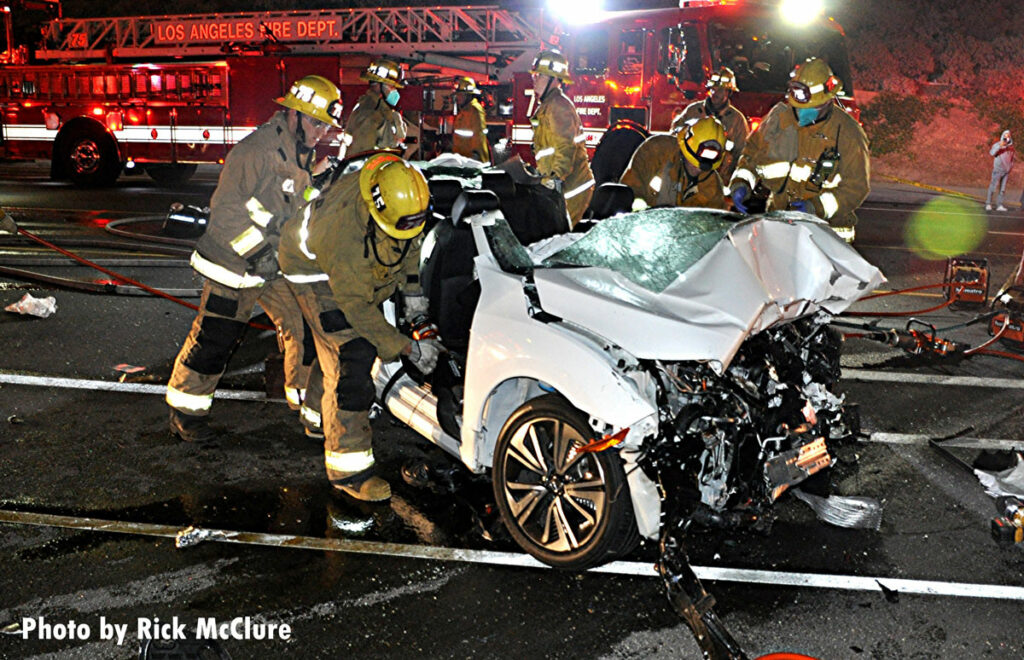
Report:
293,113,315,170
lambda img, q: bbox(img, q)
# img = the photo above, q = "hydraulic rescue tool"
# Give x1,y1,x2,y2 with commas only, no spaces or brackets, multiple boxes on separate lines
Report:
944,257,990,308
991,496,1024,547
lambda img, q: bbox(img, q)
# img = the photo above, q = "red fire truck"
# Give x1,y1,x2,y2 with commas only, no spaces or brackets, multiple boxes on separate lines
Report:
0,1,855,186
0,2,545,185
508,0,858,161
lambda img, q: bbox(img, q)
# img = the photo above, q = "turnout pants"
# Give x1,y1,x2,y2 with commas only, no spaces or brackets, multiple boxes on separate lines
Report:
288,280,380,486
166,277,311,416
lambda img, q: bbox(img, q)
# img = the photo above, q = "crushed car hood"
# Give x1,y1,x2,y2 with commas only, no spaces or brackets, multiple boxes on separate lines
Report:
532,209,885,367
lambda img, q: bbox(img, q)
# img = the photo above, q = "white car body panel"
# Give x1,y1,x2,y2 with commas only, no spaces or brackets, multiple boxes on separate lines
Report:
532,213,885,369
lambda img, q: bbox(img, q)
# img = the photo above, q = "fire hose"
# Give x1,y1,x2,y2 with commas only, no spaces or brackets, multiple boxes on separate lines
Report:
5,224,274,331
837,280,1024,363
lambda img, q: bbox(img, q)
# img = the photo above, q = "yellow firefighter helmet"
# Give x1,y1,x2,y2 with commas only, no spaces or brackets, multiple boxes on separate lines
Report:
359,154,431,240
706,66,739,92
678,116,729,172
531,50,573,85
455,77,482,95
360,58,405,89
787,57,841,108
275,75,344,128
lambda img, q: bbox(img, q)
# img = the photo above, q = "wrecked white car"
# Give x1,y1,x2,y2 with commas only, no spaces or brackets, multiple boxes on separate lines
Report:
377,191,882,559
374,190,883,656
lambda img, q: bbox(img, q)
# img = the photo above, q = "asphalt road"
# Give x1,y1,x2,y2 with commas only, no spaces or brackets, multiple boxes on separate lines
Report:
1,162,1023,660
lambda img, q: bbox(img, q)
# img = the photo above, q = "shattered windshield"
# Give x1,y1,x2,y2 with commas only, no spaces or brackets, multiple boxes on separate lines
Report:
541,209,737,293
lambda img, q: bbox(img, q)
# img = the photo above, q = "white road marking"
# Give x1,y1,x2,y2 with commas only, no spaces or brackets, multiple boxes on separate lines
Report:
2,509,1022,602
843,369,1024,389
867,432,1024,451
0,371,278,402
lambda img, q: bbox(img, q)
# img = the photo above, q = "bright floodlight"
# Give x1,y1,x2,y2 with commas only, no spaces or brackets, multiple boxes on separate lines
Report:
548,0,606,25
779,0,825,26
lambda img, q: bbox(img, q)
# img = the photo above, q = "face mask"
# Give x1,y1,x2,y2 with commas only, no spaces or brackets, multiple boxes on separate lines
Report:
796,107,820,127
385,89,401,107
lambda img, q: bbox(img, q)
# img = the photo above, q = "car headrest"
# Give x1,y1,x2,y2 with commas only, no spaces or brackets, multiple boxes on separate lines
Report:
587,182,635,220
452,189,501,225
429,178,464,217
480,170,516,198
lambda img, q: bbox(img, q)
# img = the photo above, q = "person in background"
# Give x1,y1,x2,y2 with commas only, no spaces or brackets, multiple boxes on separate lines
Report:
530,50,595,227
986,129,1014,212
451,77,491,163
670,67,749,181
345,58,408,156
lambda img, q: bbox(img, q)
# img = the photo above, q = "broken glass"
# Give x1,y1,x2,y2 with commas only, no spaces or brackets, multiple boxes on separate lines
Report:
541,209,739,293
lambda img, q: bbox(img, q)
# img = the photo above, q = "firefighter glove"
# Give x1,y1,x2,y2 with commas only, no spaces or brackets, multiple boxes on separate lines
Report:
788,200,809,213
731,185,750,214
409,338,441,375
0,211,17,235
404,292,429,319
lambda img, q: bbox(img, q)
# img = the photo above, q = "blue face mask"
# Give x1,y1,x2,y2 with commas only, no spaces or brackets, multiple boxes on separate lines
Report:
796,107,820,127
385,89,401,107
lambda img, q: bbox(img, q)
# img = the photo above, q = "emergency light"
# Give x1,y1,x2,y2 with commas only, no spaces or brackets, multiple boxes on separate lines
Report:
779,0,824,26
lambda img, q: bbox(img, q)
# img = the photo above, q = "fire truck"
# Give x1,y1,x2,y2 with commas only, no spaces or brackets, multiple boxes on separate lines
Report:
0,2,546,185
0,1,855,186
509,0,858,169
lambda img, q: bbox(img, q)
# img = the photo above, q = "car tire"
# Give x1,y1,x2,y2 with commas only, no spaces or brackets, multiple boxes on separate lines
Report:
61,128,121,186
492,394,638,569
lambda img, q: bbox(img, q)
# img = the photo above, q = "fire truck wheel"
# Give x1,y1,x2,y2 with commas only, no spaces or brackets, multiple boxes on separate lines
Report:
492,394,639,569
146,164,198,186
60,129,120,187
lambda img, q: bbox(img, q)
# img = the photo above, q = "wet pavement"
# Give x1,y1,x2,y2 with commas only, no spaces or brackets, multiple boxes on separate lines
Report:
1,163,1024,659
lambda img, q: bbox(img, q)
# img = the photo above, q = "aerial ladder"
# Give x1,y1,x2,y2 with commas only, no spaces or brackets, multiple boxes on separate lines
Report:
29,5,552,81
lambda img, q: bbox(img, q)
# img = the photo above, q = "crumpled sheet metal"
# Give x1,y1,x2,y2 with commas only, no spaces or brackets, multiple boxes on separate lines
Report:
532,209,885,367
975,455,1024,498
794,489,884,530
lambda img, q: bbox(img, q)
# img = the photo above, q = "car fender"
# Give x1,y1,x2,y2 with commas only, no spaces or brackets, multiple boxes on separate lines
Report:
462,260,657,466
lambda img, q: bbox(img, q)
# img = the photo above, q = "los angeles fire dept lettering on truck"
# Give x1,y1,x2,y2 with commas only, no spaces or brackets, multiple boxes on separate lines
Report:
0,1,855,185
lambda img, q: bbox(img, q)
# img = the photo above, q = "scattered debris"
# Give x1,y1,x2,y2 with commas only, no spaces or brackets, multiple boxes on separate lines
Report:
876,580,900,604
4,293,57,318
114,364,146,374
794,489,884,530
976,455,1024,499
7,415,23,425
175,525,228,549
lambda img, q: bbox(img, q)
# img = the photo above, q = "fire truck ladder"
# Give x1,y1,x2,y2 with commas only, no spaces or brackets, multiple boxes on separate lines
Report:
33,6,549,79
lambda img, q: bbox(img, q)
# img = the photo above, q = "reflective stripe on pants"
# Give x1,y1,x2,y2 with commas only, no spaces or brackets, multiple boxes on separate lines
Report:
167,277,312,416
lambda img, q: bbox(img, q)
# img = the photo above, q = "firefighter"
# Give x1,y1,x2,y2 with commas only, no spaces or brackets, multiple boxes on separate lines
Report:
345,58,408,157
166,75,344,443
729,58,869,243
670,67,749,181
620,116,728,210
278,153,438,501
451,77,490,163
530,50,595,226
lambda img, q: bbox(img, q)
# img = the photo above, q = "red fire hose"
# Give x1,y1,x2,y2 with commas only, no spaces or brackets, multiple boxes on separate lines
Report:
13,227,274,331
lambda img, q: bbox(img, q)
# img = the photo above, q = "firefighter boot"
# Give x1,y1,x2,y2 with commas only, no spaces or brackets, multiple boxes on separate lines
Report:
333,474,392,502
168,408,218,444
